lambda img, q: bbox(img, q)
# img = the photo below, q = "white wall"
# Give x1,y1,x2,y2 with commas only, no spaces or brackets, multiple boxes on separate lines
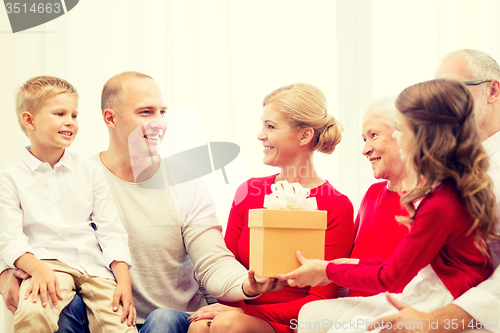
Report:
2,1,500,331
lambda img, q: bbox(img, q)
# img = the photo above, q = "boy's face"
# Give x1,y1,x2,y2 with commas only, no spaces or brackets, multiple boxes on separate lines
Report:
28,93,79,153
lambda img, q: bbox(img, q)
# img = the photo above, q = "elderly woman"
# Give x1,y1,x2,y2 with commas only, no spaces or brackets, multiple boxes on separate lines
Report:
278,80,497,333
347,97,410,297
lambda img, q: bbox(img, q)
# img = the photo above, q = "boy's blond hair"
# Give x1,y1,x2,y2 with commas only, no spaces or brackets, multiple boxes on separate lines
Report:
16,76,78,136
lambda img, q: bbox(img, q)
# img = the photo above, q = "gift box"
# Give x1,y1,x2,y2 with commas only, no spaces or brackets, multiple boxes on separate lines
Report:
249,208,327,277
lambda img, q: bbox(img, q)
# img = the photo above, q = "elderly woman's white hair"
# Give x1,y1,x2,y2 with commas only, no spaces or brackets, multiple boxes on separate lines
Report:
362,96,397,128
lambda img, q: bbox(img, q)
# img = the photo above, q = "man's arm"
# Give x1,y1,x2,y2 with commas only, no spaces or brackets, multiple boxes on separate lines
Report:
451,265,500,332
370,293,479,333
169,172,249,301
372,265,500,333
0,267,28,314
182,221,253,301
175,172,285,301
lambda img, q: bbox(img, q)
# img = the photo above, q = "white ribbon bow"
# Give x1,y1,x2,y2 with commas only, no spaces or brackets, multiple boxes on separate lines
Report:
263,180,318,210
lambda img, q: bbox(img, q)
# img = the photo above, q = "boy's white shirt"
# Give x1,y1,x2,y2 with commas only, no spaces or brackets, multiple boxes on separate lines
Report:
0,147,131,279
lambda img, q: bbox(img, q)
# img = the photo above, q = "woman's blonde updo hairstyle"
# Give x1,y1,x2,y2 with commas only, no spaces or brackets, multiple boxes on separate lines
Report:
263,83,342,154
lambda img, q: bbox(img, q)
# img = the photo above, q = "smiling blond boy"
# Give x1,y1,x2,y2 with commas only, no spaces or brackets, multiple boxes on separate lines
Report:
0,76,137,332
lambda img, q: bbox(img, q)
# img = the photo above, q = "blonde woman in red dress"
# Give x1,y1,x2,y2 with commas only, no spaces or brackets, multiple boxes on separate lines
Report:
187,83,355,333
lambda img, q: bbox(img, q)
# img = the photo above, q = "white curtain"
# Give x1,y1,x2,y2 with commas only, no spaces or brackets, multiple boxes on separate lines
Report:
1,1,499,331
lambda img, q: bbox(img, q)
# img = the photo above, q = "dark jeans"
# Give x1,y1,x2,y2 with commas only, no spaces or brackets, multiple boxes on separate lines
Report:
56,294,89,333
56,294,191,333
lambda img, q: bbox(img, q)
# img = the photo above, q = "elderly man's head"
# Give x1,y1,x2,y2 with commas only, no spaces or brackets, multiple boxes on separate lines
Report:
435,49,500,139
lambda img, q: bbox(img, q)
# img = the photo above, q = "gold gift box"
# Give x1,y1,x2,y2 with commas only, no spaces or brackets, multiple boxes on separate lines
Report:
249,208,327,277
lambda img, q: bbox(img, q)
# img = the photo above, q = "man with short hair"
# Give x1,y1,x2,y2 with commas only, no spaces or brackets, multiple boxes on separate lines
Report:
371,49,500,333
1,72,279,333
